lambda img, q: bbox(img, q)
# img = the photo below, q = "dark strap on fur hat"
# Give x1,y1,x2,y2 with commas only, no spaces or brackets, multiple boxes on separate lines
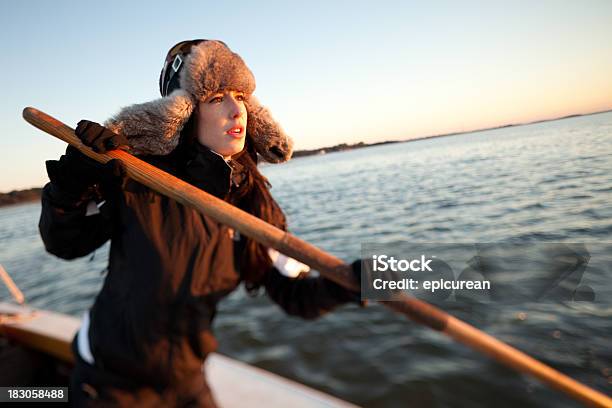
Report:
159,40,204,97
159,39,230,97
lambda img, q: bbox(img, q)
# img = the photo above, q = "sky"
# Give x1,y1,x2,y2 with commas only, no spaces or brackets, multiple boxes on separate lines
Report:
1,0,611,191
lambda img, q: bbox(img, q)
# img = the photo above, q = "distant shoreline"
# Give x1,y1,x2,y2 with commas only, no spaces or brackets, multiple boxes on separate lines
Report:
291,108,612,158
0,188,42,208
2,108,610,207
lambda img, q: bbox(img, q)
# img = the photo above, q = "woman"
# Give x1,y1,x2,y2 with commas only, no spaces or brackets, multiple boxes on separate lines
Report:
39,39,361,407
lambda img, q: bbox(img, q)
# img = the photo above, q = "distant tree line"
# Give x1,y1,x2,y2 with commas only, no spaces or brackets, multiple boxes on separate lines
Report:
292,140,397,158
0,188,42,207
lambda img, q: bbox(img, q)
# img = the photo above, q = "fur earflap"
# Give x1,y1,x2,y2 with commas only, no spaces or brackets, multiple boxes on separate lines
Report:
105,90,195,156
245,96,293,163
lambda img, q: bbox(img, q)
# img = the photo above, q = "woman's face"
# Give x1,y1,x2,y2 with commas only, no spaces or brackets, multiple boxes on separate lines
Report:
196,90,247,158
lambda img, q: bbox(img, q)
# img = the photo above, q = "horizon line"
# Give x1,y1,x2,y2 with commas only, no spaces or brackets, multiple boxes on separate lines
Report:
293,107,612,154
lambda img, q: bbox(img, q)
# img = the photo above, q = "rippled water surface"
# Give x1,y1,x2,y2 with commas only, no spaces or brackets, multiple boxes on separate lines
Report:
1,112,611,407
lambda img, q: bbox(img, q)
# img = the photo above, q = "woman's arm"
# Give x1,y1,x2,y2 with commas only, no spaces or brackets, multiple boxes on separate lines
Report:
38,146,124,259
263,252,361,320
39,183,113,260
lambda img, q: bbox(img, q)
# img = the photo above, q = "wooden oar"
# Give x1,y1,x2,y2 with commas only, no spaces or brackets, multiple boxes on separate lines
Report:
23,107,611,408
0,264,25,305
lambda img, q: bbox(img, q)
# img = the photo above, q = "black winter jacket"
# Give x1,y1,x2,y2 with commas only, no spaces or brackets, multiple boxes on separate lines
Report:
39,144,359,393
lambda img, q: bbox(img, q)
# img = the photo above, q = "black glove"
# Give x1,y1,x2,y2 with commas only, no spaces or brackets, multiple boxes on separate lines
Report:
75,120,129,153
45,145,126,198
350,259,367,306
350,259,363,288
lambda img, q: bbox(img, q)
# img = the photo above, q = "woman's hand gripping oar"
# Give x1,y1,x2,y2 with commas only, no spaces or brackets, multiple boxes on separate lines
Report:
23,107,612,408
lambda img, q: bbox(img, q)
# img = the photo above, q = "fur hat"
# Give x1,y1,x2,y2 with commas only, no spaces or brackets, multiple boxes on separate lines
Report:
104,40,293,163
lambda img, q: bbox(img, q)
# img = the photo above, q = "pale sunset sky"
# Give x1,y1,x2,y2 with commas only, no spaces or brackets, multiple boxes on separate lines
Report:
1,0,611,191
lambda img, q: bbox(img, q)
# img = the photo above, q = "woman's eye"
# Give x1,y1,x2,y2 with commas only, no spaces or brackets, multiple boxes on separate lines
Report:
235,94,245,101
210,96,223,104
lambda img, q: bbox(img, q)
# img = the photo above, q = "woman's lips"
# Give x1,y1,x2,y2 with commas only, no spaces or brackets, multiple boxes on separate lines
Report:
226,126,244,139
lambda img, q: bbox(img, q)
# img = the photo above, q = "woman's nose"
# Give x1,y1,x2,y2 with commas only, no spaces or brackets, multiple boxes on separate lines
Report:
228,99,244,119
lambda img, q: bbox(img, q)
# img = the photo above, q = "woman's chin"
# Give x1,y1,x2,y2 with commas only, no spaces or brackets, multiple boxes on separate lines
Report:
226,141,245,156
218,145,245,158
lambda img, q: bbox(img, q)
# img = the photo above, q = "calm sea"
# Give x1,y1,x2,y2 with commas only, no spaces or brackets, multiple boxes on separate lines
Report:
1,112,611,407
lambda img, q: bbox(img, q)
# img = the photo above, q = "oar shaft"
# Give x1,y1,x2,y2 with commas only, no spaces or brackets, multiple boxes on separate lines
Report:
23,107,611,407
383,291,611,407
0,264,25,305
445,316,611,407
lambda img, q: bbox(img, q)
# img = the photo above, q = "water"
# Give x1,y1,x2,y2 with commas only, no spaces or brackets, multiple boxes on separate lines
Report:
1,112,611,407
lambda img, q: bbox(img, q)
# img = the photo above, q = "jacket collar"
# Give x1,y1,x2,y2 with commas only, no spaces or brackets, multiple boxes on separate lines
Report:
181,143,244,200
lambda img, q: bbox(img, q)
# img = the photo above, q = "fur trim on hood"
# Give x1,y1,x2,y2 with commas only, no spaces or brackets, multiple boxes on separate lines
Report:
104,40,293,163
